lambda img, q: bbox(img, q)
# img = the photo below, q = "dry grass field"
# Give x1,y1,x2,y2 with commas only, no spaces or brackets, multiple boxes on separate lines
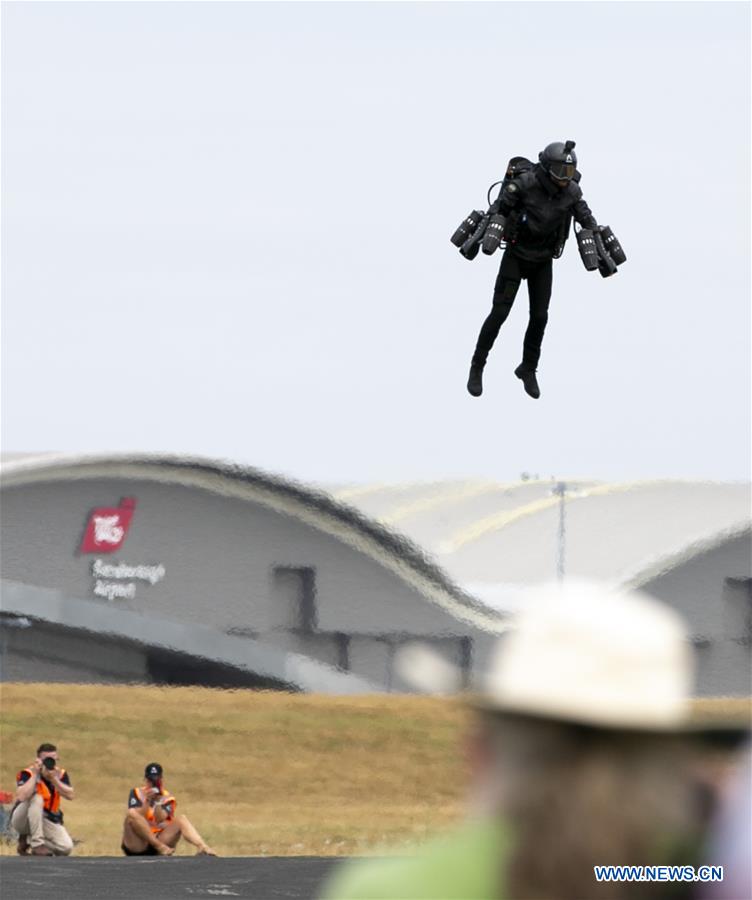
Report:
2,685,748,858
0,684,470,857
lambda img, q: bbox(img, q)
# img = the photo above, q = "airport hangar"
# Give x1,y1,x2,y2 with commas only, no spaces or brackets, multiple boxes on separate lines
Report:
1,453,750,697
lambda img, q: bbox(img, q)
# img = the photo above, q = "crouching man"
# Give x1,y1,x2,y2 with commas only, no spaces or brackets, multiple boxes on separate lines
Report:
11,742,75,857
121,762,216,857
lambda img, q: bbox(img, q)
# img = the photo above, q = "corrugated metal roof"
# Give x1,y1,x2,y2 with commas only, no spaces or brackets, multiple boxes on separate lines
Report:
330,478,752,609
3,456,748,616
0,452,505,632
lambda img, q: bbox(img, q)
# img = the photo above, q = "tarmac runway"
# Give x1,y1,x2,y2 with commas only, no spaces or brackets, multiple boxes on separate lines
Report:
0,856,343,900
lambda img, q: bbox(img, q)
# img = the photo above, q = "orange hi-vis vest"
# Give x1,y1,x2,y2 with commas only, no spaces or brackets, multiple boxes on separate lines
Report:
130,786,177,834
20,767,66,817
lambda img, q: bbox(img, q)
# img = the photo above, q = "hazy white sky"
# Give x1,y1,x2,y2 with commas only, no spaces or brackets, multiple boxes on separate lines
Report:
2,1,750,484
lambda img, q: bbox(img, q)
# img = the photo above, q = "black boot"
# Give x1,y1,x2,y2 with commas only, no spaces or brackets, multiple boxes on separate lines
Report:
467,361,485,397
514,363,540,399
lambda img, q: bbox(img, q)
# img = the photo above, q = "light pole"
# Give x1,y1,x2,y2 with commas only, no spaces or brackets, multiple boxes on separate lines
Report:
553,481,567,582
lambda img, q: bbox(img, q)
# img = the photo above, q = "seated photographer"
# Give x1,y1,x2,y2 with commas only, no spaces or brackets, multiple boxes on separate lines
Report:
121,762,216,857
11,742,75,857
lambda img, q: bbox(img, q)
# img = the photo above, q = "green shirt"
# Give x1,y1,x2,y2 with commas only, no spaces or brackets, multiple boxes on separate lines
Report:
321,819,510,900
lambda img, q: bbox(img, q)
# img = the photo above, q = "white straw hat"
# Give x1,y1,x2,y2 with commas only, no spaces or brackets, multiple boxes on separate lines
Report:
397,580,749,736
478,580,693,730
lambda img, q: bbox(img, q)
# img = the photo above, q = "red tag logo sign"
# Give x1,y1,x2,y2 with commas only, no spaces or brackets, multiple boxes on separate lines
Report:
79,498,136,554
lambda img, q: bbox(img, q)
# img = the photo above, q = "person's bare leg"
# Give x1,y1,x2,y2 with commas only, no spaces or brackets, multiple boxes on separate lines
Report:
162,815,216,855
156,820,182,849
122,810,174,855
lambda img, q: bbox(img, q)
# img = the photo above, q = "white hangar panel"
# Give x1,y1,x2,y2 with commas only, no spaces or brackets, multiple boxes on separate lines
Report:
1,477,462,635
337,478,751,592
1,454,503,692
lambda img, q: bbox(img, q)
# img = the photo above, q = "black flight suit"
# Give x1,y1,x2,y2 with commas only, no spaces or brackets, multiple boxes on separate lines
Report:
471,164,599,373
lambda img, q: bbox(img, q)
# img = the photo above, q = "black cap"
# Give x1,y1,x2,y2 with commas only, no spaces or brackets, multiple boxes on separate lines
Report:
144,762,163,779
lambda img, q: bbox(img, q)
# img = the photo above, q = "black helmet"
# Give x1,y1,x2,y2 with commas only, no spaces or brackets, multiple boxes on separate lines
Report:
539,140,577,183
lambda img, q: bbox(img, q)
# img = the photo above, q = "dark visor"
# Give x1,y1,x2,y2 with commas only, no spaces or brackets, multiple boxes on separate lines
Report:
549,161,575,181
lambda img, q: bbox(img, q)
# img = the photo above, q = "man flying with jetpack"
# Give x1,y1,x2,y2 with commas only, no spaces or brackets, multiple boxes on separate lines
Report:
451,140,625,399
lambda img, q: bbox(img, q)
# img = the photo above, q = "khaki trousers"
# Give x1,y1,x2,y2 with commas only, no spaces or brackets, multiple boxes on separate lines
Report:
11,794,74,855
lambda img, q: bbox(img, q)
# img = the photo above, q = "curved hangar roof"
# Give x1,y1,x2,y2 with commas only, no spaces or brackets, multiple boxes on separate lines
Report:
3,456,748,618
328,478,751,610
0,453,501,633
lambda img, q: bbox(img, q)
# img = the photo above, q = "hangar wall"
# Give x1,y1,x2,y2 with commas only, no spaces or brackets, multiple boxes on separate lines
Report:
0,466,497,689
2,458,749,696
637,530,752,696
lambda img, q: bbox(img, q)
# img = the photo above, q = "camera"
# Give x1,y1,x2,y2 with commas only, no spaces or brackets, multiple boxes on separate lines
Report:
41,757,56,771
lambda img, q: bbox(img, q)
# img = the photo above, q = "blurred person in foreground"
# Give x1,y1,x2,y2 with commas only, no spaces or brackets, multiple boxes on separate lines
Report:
121,762,216,856
702,744,752,900
322,581,750,900
11,742,74,856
